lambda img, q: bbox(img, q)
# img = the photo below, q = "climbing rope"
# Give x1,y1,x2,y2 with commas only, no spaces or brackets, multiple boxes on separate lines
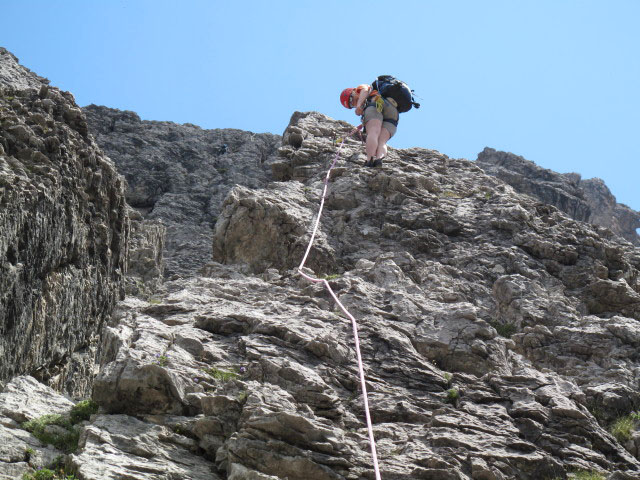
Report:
297,125,382,480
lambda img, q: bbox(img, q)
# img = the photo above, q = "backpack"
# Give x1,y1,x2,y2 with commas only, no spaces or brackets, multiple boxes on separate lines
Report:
371,75,420,113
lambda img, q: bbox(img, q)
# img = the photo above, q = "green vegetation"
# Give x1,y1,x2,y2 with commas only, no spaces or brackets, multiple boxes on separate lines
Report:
22,415,79,453
490,320,517,338
609,413,638,443
22,468,78,480
237,390,248,403
445,388,460,405
570,470,606,480
321,274,341,281
202,367,239,382
587,404,605,423
69,399,98,424
443,373,452,387
22,399,99,454
172,424,187,436
442,190,463,199
24,447,35,462
154,354,169,367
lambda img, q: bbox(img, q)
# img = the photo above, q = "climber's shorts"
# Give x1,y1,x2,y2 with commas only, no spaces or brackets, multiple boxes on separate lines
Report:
363,99,399,138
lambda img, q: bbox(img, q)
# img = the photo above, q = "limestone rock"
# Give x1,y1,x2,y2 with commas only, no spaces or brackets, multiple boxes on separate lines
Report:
0,48,49,90
125,206,165,297
212,182,338,274
0,376,73,478
476,147,640,246
4,45,640,479
70,414,219,480
0,51,128,397
0,376,74,424
83,104,281,278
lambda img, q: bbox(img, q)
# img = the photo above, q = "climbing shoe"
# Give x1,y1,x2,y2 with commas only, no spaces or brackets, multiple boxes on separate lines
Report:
364,156,384,168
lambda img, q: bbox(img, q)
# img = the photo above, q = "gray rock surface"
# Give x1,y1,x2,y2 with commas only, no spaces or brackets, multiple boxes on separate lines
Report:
3,47,640,479
83,104,281,278
82,112,640,479
476,147,640,246
0,50,128,397
125,206,165,297
0,48,49,90
70,414,219,480
0,376,73,478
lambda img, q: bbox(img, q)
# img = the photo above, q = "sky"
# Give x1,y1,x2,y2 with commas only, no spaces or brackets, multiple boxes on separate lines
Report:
3,1,639,215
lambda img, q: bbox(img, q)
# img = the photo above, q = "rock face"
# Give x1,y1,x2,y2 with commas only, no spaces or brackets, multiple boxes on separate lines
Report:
0,376,75,479
83,105,281,278
0,49,128,397
3,47,640,479
81,112,640,479
125,206,165,298
476,147,640,246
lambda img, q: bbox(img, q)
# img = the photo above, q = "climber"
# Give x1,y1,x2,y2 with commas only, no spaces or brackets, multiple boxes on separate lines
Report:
340,75,419,167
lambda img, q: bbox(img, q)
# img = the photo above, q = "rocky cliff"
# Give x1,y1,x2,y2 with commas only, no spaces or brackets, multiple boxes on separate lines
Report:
0,48,128,397
1,48,640,480
83,105,281,278
476,147,640,246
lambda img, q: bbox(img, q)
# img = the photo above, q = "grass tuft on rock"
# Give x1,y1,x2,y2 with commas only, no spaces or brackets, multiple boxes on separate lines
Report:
22,468,78,480
570,470,606,480
21,398,97,453
202,366,239,382
609,414,637,443
445,388,460,405
22,414,79,453
489,320,517,338
69,399,98,424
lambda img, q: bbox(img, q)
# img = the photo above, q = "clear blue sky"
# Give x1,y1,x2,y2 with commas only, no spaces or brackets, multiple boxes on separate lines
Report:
4,1,640,214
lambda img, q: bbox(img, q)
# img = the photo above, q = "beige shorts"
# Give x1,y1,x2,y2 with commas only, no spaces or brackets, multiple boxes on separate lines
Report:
363,98,399,138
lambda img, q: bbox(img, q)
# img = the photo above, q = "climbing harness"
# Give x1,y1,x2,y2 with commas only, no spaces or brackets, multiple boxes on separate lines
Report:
297,125,382,480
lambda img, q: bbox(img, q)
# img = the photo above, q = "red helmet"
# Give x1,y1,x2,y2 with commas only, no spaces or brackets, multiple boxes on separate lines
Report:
340,88,354,109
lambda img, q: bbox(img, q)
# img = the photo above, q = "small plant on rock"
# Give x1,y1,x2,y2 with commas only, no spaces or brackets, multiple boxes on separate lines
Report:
587,404,606,423
22,455,78,480
609,414,638,443
22,414,79,453
490,320,517,338
202,366,239,382
24,447,35,462
172,424,188,436
22,468,78,480
442,190,462,199
22,468,56,480
445,388,460,406
154,353,169,367
570,470,606,480
321,273,341,281
70,399,98,424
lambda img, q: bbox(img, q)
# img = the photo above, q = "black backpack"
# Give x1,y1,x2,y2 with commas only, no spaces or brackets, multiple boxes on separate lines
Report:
371,75,420,113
